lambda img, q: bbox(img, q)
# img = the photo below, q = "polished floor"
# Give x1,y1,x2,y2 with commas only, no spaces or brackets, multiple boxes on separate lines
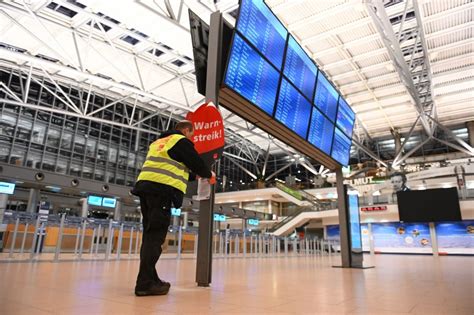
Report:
0,254,472,314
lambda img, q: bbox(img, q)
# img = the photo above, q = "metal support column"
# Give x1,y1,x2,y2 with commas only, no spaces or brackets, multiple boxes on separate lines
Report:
335,167,350,267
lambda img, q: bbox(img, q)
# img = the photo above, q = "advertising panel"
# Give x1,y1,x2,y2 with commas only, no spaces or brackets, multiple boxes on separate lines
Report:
436,221,474,255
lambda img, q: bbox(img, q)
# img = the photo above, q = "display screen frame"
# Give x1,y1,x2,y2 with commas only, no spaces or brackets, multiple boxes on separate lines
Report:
213,213,227,222
222,0,356,167
247,218,260,226
336,96,356,138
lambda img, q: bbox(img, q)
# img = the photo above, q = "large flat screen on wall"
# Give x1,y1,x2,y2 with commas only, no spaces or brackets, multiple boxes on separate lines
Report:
236,0,288,69
397,187,462,223
224,33,280,116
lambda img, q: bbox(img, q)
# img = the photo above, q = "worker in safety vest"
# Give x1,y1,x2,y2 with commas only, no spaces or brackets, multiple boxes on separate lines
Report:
132,120,215,296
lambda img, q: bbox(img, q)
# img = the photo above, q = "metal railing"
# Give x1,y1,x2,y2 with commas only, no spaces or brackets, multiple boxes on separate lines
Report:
0,211,339,263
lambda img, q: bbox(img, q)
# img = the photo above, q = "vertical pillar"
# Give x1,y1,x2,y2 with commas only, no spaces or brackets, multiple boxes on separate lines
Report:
81,198,88,218
196,10,223,287
466,121,474,147
335,167,350,267
429,222,439,257
183,211,188,227
268,200,272,214
0,194,8,223
114,201,121,221
368,222,375,255
26,188,40,214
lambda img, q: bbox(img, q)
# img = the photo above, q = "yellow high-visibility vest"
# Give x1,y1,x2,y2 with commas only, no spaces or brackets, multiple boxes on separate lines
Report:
137,134,189,193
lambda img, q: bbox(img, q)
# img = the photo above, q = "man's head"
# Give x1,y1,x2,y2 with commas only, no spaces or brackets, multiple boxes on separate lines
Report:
175,120,194,140
390,172,407,192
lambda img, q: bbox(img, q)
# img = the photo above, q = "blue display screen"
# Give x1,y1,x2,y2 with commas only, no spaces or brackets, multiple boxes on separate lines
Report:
314,73,339,122
224,33,280,116
275,79,312,138
171,208,181,216
214,214,226,222
87,195,103,206
331,127,352,166
102,197,116,208
348,194,362,251
236,0,288,69
0,182,15,195
336,97,356,137
283,36,317,100
307,107,334,155
248,218,260,226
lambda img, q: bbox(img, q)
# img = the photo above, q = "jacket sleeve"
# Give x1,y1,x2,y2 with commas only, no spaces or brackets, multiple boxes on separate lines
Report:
168,138,212,179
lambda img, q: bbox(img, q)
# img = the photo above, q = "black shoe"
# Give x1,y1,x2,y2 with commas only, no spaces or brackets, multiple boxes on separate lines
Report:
135,284,170,296
158,279,171,288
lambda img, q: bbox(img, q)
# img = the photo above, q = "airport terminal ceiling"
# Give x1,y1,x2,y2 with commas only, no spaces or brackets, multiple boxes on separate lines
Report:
0,0,473,187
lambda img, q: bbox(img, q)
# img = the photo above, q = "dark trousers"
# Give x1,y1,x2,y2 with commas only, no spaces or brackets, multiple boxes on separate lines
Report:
135,189,172,290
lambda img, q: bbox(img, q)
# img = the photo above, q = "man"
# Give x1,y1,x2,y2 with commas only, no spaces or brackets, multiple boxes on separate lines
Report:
132,120,215,296
390,172,410,192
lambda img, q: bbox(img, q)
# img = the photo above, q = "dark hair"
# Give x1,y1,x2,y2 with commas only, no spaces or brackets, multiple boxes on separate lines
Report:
175,120,193,132
390,172,407,183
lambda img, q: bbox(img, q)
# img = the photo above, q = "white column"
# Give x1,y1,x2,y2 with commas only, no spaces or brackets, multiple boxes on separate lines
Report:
0,194,8,223
26,188,40,213
80,198,88,217
114,201,121,221
429,222,439,257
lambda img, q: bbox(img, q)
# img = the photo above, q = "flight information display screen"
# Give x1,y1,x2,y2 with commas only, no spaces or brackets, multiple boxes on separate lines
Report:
275,79,312,139
236,0,288,69
348,194,362,251
307,107,334,155
314,73,339,122
224,33,280,116
331,127,352,166
283,36,318,100
336,97,356,137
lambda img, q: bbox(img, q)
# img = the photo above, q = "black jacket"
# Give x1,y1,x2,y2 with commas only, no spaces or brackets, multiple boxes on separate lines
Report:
132,130,212,207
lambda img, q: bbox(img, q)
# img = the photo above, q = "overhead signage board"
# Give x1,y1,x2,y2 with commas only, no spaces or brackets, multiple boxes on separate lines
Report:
0,182,15,195
236,0,287,69
87,195,103,207
360,206,388,212
274,78,312,138
102,197,116,208
248,218,260,226
220,0,356,168
283,35,318,100
213,213,226,222
224,33,280,116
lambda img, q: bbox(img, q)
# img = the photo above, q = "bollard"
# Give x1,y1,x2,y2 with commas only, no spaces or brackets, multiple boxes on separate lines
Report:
105,219,113,261
128,227,134,256
8,218,20,258
30,216,41,260
219,233,224,256
90,228,96,255
134,227,140,255
78,220,87,259
117,224,124,260
194,234,199,257
20,223,29,255
54,214,66,262
95,225,102,257
74,226,81,256
235,235,240,256
177,226,182,259
35,222,46,257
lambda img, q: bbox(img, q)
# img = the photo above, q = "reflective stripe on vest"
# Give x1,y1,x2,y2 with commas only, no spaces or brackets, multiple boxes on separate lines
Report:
137,134,189,193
